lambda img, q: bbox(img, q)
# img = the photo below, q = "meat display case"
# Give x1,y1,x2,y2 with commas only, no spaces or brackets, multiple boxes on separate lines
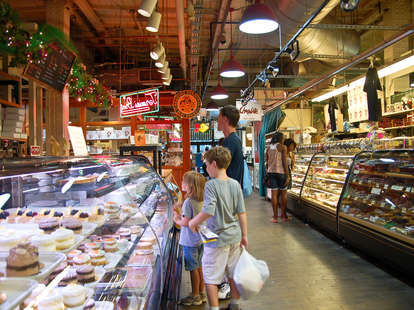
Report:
338,149,414,276
0,155,181,310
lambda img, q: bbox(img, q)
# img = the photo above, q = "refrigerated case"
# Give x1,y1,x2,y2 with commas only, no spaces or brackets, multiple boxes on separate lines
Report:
0,156,181,310
338,149,414,276
301,153,353,234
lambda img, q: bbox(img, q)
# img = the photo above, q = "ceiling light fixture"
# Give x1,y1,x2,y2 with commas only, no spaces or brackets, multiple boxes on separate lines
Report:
206,102,219,111
220,8,245,78
157,61,169,73
146,11,162,32
155,53,166,68
163,74,172,86
138,0,157,17
239,0,279,34
211,50,229,100
150,42,164,60
340,0,360,12
162,68,171,80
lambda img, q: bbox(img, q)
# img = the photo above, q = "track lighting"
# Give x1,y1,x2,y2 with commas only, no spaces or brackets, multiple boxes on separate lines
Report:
162,68,170,80
150,42,164,60
155,53,166,68
146,11,161,32
286,40,300,61
163,75,172,86
157,61,169,73
340,0,360,12
138,0,157,17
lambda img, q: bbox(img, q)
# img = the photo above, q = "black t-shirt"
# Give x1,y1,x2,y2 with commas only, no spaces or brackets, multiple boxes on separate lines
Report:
222,132,243,185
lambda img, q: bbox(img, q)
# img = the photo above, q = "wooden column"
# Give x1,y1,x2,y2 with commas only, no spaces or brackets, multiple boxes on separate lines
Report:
46,0,70,156
28,81,43,150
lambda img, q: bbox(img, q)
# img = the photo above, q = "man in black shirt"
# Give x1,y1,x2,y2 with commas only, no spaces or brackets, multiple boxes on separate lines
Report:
218,105,244,185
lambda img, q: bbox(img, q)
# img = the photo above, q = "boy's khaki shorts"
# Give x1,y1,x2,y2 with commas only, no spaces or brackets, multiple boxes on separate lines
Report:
202,243,241,285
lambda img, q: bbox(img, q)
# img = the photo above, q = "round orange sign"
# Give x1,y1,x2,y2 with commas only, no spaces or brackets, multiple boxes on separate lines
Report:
173,90,202,119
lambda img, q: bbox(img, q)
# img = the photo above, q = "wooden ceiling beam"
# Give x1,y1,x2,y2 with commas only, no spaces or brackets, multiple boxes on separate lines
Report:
72,0,106,33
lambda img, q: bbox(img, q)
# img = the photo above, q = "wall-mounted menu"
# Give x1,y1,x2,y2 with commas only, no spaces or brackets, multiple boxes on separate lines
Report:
24,41,76,92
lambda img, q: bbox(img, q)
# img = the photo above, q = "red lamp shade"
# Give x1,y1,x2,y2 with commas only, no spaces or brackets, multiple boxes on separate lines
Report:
239,1,279,34
220,56,245,78
210,82,229,100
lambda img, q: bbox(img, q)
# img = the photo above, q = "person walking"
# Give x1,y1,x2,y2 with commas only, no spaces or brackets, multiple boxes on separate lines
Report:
189,146,248,310
218,106,244,185
265,132,290,223
173,171,207,306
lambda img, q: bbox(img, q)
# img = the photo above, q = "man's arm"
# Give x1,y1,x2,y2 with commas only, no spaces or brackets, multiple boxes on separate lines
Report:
239,212,248,249
189,211,212,232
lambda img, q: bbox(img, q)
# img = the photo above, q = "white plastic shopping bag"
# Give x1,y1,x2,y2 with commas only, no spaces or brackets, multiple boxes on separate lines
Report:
233,247,269,300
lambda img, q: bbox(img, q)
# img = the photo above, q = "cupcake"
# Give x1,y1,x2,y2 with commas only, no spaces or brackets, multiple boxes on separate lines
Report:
62,284,87,307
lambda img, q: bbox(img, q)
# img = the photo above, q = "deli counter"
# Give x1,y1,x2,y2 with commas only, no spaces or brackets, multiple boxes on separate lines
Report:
0,156,181,310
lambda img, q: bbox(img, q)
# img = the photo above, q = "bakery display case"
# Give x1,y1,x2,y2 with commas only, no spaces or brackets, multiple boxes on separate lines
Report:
338,149,414,276
0,155,180,310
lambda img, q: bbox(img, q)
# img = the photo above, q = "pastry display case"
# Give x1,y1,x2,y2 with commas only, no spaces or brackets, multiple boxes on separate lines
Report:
338,149,414,276
289,154,312,196
0,155,180,310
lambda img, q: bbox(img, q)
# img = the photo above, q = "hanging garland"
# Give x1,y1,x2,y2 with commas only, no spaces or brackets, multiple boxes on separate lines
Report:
0,0,113,107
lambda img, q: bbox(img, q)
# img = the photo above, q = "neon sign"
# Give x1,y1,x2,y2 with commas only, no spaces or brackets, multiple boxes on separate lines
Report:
120,88,159,118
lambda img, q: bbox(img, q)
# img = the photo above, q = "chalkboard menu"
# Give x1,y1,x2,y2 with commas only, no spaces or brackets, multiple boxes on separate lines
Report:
24,41,76,92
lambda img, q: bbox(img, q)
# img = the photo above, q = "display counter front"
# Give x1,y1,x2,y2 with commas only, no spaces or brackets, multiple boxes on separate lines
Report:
0,155,180,310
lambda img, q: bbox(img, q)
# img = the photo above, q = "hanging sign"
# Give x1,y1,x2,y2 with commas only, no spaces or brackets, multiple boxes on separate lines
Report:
30,146,41,156
236,99,263,121
120,88,159,118
173,90,202,119
194,123,209,133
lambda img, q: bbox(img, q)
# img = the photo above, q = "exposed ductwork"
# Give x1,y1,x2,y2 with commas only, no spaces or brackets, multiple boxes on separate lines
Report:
265,0,360,64
176,0,187,80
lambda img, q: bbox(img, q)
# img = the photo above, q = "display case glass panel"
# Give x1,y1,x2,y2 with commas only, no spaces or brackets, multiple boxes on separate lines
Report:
339,150,414,244
289,154,312,196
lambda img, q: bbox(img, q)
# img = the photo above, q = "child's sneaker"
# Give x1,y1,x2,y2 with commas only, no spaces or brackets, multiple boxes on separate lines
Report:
180,295,202,306
200,292,207,303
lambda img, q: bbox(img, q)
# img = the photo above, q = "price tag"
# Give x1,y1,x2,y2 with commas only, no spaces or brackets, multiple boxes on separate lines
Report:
371,187,381,195
391,185,404,191
384,184,389,190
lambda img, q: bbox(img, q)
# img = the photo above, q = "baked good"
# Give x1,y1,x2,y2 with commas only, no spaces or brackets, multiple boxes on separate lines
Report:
89,249,107,266
6,243,39,277
30,234,56,252
118,228,131,241
136,241,153,251
78,212,90,222
89,235,102,243
0,234,20,251
39,218,59,233
58,267,77,286
52,228,75,250
38,291,64,310
62,284,87,307
23,283,46,307
50,260,67,279
130,225,144,235
85,242,101,251
104,202,120,219
67,249,82,265
83,298,96,310
76,265,95,283
0,292,7,304
121,203,135,215
103,238,118,252
62,218,83,234
74,175,96,184
140,235,156,244
73,253,91,266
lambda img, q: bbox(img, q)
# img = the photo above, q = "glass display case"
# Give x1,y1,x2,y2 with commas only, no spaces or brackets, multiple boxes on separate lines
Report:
302,154,353,211
339,149,414,244
289,154,312,196
0,155,179,310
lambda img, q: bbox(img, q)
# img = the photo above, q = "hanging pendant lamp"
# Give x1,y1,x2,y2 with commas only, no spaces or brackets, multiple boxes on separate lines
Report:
138,0,157,17
146,11,162,32
206,102,219,111
150,42,164,60
220,8,245,78
239,0,278,34
211,50,229,100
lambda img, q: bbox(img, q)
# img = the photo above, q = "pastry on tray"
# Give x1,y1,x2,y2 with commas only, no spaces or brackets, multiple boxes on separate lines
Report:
76,265,95,284
30,234,57,252
38,291,64,310
6,243,40,277
52,228,75,250
62,284,87,307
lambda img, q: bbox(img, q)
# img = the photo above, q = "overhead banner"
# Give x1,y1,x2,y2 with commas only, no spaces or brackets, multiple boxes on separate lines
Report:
120,88,159,118
236,99,263,121
173,90,202,119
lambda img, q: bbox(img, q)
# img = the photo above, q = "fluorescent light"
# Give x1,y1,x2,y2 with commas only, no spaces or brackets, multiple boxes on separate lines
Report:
312,85,349,102
378,55,414,78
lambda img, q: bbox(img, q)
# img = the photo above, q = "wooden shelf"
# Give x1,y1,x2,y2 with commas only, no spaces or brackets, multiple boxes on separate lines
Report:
0,71,20,82
0,98,20,108
357,170,414,180
0,136,27,142
384,124,414,131
383,108,414,117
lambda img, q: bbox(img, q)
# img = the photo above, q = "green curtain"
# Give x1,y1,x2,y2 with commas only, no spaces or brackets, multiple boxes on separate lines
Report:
258,107,285,196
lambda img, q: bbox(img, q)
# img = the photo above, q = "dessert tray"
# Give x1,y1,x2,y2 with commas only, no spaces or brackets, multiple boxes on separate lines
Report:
0,252,65,281
62,234,86,254
0,277,38,310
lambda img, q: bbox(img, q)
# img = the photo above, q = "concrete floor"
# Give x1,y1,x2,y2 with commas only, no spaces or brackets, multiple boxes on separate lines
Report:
178,192,414,310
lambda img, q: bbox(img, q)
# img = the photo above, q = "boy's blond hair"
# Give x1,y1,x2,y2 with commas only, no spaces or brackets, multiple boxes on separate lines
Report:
204,146,231,170
183,171,206,202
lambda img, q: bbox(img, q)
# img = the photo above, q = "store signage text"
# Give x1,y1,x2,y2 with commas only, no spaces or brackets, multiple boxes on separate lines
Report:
236,99,263,121
120,88,159,118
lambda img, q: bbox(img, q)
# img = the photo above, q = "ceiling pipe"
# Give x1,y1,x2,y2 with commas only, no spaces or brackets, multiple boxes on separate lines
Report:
176,0,187,80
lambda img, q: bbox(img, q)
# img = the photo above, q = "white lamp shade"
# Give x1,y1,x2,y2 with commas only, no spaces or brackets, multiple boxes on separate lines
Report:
157,61,169,73
162,68,171,80
150,42,164,60
155,53,166,68
138,0,157,17
146,11,161,32
163,75,172,85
